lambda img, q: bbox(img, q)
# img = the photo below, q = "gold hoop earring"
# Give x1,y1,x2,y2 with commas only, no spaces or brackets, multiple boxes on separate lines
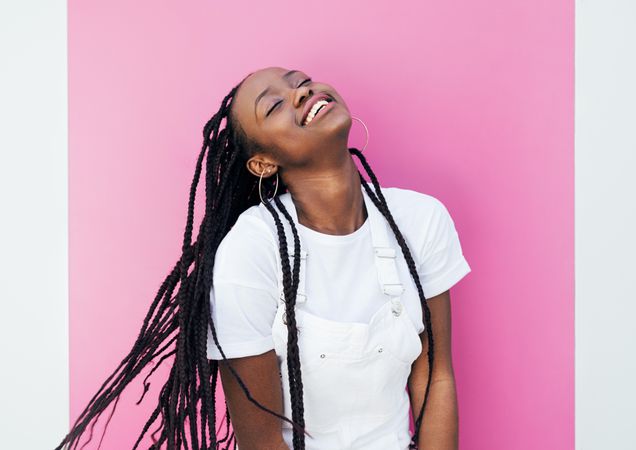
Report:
259,168,279,204
350,116,369,152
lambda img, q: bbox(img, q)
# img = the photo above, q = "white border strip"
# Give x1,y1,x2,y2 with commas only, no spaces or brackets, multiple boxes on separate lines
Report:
575,1,636,449
0,1,69,447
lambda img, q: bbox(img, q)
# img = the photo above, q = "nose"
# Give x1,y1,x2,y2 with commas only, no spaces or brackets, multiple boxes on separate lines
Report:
294,85,312,109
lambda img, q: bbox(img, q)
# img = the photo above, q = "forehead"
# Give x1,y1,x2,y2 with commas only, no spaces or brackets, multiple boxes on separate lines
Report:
243,66,290,90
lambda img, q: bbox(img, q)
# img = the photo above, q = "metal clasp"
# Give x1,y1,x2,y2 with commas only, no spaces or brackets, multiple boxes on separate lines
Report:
391,298,403,317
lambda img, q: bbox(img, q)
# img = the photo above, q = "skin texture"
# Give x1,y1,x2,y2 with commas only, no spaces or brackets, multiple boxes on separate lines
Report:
408,290,459,449
221,66,458,450
218,352,289,450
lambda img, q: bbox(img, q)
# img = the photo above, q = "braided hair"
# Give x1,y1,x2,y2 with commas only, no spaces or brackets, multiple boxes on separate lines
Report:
54,73,436,450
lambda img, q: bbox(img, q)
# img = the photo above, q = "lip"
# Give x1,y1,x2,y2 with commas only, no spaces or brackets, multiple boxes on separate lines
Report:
301,93,333,126
302,100,334,126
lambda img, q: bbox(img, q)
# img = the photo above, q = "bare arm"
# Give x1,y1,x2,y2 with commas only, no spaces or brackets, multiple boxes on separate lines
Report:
407,289,459,450
218,349,290,450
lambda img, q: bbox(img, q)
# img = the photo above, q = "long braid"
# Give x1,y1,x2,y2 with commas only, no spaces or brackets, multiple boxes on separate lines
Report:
256,196,300,447
54,77,310,450
55,72,431,450
349,147,435,449
272,195,310,449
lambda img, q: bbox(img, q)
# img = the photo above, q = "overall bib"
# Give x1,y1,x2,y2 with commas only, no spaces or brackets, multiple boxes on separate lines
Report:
271,185,423,450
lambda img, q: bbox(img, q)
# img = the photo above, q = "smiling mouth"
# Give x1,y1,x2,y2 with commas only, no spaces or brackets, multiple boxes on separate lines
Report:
302,98,334,126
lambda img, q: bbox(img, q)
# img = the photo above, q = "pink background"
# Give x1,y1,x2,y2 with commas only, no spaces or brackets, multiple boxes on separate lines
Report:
69,1,573,448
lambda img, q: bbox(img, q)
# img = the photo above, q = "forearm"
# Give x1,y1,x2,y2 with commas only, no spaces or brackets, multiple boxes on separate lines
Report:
218,352,290,450
269,437,291,450
241,437,289,450
223,417,288,450
238,435,289,450
410,378,459,450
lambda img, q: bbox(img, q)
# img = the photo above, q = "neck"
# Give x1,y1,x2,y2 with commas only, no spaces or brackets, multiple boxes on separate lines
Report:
285,156,368,236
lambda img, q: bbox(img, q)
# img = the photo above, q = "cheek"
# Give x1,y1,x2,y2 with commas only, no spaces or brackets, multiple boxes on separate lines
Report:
267,127,314,164
266,114,303,144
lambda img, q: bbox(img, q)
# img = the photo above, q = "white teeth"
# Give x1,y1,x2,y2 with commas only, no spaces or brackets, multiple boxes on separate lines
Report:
303,99,330,125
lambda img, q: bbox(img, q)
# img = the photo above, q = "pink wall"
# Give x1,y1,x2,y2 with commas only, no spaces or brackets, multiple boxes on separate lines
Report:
69,1,573,448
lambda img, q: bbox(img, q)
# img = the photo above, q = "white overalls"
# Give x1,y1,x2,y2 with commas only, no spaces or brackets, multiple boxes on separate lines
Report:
270,185,423,450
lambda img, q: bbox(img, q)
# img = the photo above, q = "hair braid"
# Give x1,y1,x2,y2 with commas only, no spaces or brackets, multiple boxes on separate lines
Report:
54,76,310,450
247,183,310,449
348,147,434,449
272,195,310,449
55,73,431,450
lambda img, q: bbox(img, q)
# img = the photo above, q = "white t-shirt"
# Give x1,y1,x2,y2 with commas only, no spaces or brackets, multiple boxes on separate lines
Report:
207,185,471,360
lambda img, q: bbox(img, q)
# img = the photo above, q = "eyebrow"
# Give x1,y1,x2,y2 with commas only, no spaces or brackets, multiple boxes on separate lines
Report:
254,69,300,120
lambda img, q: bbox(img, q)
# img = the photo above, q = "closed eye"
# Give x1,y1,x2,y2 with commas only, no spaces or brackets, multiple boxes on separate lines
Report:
266,78,312,116
266,100,282,116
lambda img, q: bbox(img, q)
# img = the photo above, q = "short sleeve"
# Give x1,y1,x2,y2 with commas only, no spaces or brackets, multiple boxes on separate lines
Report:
206,214,280,360
417,198,471,298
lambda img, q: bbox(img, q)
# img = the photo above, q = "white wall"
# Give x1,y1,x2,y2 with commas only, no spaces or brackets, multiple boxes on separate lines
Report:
575,1,636,449
0,1,69,448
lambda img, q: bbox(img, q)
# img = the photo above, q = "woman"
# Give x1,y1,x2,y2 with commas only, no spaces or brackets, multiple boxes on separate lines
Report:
56,66,471,450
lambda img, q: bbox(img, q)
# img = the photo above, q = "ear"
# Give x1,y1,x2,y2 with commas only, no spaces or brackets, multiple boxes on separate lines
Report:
246,157,278,178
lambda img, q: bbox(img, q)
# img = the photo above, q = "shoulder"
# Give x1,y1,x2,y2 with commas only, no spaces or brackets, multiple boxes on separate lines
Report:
213,204,280,286
378,184,449,225
218,207,276,251
376,184,461,261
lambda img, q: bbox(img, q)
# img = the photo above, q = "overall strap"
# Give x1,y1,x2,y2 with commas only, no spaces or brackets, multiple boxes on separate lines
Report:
274,183,404,317
362,183,405,316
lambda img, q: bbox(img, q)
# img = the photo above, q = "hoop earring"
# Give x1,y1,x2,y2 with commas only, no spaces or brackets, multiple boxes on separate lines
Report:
259,168,279,204
350,116,369,152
